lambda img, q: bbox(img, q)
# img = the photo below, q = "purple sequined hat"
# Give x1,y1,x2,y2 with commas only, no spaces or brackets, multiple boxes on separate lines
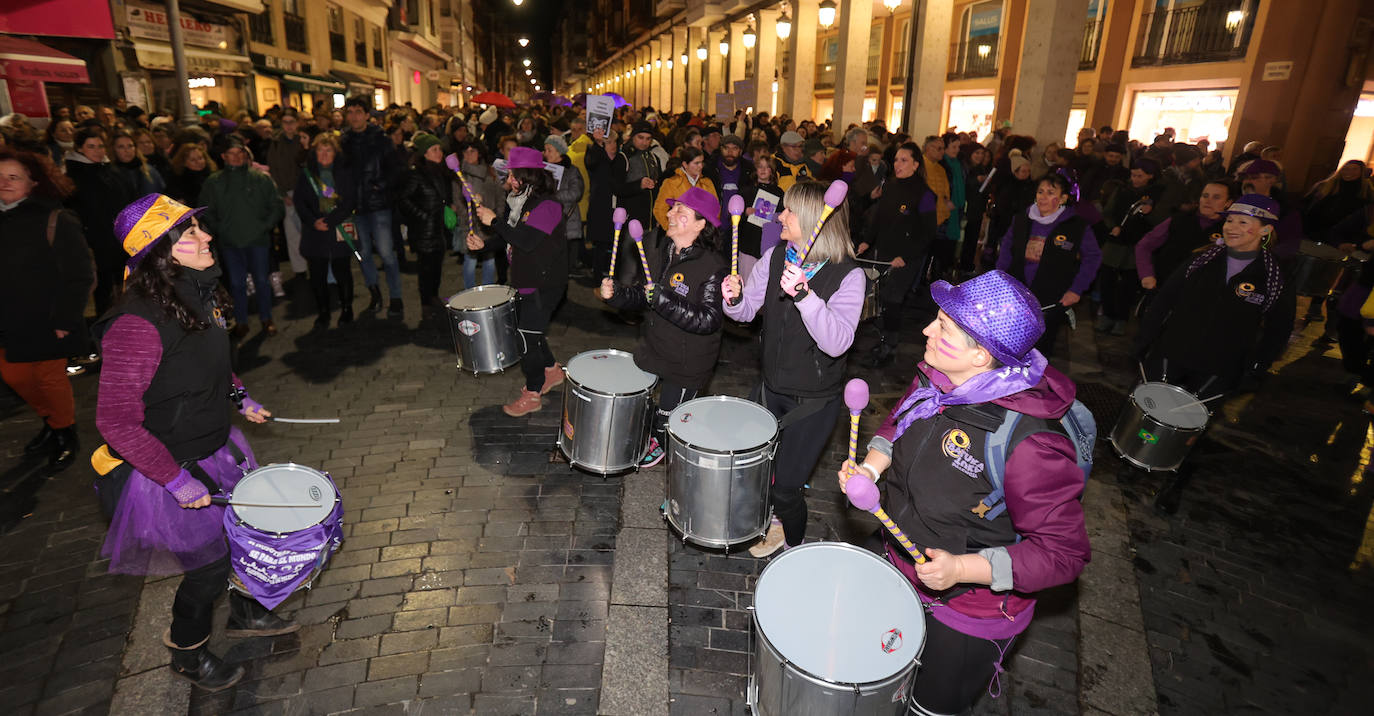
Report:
665,186,722,227
506,146,546,170
930,270,1044,367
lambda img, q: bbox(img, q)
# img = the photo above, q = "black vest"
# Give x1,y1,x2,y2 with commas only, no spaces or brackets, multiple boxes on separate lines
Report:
96,283,232,462
1155,250,1282,381
1154,212,1222,283
508,196,569,294
760,246,857,398
1006,213,1089,305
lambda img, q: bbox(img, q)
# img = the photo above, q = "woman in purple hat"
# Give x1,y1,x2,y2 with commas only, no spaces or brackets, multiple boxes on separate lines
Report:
475,146,569,417
1135,193,1296,512
839,270,1090,716
600,186,727,467
92,194,298,692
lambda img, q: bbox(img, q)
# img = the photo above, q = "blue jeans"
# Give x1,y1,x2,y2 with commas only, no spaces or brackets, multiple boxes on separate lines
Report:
463,254,496,288
354,209,401,298
220,245,272,323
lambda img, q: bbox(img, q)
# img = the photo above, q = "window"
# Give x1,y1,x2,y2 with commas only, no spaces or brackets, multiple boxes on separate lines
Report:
866,22,882,84
948,1,1001,80
249,1,274,44
892,19,909,82
328,5,346,62
354,16,367,64
1133,0,1255,67
440,0,451,17
283,0,307,53
372,27,384,67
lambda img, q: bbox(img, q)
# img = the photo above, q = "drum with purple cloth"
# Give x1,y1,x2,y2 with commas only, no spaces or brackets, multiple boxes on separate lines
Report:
223,463,344,609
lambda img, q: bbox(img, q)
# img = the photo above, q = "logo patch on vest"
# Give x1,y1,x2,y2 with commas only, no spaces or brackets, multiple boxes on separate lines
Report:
1053,234,1074,250
670,272,689,296
1235,281,1265,305
941,428,985,477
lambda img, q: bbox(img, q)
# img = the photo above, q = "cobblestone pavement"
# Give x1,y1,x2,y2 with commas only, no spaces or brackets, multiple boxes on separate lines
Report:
2,260,1373,715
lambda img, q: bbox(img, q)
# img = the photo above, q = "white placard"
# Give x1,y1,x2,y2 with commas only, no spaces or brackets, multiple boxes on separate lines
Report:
586,94,615,136
544,161,565,184
747,189,781,227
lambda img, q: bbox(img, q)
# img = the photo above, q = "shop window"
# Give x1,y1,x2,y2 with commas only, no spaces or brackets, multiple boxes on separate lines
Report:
249,1,274,45
354,16,367,65
947,95,995,141
328,6,346,62
816,37,838,89
283,0,307,53
372,27,384,68
949,1,1001,81
1133,0,1255,67
1128,88,1238,144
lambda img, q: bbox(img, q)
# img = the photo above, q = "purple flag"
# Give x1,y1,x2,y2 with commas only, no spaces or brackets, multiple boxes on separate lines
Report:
225,499,344,609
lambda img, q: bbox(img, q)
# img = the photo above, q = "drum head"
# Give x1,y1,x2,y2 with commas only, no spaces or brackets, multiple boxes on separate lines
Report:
668,396,776,452
1133,382,1208,429
754,542,923,684
231,464,337,533
448,284,516,310
1298,240,1345,261
565,349,656,394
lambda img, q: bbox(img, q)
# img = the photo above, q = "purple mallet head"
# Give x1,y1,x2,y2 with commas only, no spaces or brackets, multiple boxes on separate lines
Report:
823,179,849,209
628,219,644,240
728,194,746,217
844,378,869,414
444,153,461,172
845,473,881,512
613,207,628,227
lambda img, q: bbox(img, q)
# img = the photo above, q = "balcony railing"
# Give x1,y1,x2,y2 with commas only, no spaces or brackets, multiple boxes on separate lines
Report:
285,13,307,53
1132,4,1255,67
1080,19,1103,70
249,10,273,45
947,37,999,80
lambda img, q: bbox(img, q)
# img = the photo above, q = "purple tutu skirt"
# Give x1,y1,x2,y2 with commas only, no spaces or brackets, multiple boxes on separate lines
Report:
101,428,258,576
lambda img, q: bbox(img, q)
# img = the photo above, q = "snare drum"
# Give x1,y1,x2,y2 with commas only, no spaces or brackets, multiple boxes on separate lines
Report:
447,285,523,374
1109,382,1210,472
558,349,657,474
1293,240,1368,297
664,396,777,549
749,542,925,715
223,464,344,609
861,267,882,322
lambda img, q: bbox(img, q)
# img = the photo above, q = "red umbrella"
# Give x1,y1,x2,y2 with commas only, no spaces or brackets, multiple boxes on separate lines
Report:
472,91,516,109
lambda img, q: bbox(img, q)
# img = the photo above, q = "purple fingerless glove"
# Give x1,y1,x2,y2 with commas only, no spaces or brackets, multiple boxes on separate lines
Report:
165,468,209,505
240,396,264,417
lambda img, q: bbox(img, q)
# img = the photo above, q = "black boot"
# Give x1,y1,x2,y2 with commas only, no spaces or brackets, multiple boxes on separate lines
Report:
338,282,355,324
312,283,331,329
388,297,404,318
49,426,78,475
163,630,243,692
25,424,54,455
225,592,299,638
366,285,382,311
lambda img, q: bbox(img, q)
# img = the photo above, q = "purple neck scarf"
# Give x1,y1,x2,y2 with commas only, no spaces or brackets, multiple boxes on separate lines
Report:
891,351,1048,443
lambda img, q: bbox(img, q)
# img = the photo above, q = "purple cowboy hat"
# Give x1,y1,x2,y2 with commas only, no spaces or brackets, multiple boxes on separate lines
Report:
665,187,722,227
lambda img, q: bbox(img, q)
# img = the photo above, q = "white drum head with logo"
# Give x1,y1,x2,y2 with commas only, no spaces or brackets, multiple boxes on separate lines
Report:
754,542,923,684
448,284,516,311
231,464,337,534
668,396,777,452
1133,382,1209,430
565,349,655,395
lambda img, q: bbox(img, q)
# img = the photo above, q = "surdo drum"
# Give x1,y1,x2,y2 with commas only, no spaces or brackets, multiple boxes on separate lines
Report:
558,349,657,474
1292,240,1369,298
1109,382,1210,472
447,285,523,374
749,542,925,715
664,396,777,548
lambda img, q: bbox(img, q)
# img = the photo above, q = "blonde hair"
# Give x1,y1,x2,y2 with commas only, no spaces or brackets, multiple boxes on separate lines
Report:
784,179,855,264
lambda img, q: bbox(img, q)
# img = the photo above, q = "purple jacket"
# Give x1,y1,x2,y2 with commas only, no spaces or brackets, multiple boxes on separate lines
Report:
872,362,1090,626
995,206,1102,297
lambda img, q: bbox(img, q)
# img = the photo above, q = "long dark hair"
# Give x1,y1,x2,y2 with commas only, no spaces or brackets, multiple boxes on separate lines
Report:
510,166,556,197
122,221,229,332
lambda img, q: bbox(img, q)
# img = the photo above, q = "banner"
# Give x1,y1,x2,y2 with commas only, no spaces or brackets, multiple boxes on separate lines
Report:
226,500,343,610
586,94,615,136
715,93,735,121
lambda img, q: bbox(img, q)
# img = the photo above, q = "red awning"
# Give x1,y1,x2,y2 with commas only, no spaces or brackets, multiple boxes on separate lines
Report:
0,36,89,83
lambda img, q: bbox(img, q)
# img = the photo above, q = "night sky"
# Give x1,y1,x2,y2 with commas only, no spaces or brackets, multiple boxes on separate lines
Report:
484,0,561,89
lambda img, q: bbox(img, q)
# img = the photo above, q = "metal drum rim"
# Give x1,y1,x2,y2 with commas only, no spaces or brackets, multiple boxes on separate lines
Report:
666,395,779,453
447,285,517,311
751,613,922,691
564,348,657,396
1130,381,1211,429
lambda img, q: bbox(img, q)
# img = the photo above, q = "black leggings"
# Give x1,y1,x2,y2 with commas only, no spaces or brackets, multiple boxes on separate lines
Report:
416,249,445,303
907,615,1014,715
757,385,842,547
518,289,560,392
307,256,354,315
171,555,230,647
652,380,699,445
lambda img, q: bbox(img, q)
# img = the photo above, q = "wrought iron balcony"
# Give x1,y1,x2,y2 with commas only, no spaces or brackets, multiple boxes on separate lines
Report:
947,37,999,80
1132,3,1255,67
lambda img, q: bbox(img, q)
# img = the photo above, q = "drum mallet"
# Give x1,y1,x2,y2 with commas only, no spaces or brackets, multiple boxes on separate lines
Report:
844,474,928,564
268,416,342,424
628,219,655,293
794,179,849,266
609,207,627,280
728,194,745,276
444,153,479,208
844,378,868,466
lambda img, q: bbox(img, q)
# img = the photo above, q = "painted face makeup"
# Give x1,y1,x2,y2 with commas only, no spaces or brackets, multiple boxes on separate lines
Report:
936,336,962,360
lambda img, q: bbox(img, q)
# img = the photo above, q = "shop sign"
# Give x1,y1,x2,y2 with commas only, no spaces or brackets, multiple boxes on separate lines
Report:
251,53,310,74
1262,61,1293,82
134,44,250,76
1135,93,1234,112
427,69,441,81
969,2,1001,38
126,1,228,50
5,78,50,117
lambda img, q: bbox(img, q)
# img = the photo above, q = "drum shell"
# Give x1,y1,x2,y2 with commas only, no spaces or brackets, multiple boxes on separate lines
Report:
558,371,655,474
1109,389,1206,472
448,289,523,374
1292,241,1367,297
665,424,775,549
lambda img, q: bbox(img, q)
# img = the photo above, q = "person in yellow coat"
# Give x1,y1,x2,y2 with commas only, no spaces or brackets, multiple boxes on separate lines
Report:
565,118,593,224
654,147,717,233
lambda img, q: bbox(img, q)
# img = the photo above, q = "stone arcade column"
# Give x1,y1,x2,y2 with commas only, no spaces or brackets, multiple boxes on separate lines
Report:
786,0,819,121
903,0,954,135
832,0,875,136
1008,0,1088,146
752,9,780,117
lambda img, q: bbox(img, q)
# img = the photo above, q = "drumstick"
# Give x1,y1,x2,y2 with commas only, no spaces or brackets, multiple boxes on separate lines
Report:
843,378,868,465
844,473,927,564
268,417,342,424
728,194,745,276
444,153,480,208
211,496,322,508
628,219,654,291
609,207,627,279
1167,393,1225,412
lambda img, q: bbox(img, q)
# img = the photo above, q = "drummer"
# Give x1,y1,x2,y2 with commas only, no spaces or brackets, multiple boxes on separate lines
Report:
475,146,569,417
93,194,297,693
838,270,1090,716
600,186,726,467
722,180,865,557
1134,193,1296,511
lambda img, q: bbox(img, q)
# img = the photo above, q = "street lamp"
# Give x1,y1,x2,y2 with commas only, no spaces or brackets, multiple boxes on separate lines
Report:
518,37,529,47
512,0,523,5
696,43,707,61
680,52,689,65
719,39,729,56
883,0,901,12
666,59,674,69
818,0,836,29
776,9,792,39
743,22,757,49
523,58,531,67
655,59,662,69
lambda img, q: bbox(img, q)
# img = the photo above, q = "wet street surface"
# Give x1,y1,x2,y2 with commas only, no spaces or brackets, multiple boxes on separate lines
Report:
0,263,1371,714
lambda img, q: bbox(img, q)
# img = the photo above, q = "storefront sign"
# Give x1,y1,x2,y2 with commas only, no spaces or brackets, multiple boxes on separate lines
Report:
1262,61,1293,82
969,2,1001,37
133,42,251,76
251,53,310,74
121,75,148,108
5,78,50,117
126,1,228,49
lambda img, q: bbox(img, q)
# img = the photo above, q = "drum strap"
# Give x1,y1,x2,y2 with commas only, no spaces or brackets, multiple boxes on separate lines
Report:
181,439,248,496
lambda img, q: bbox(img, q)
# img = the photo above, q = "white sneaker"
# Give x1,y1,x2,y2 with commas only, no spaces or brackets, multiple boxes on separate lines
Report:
748,522,786,558
269,272,285,298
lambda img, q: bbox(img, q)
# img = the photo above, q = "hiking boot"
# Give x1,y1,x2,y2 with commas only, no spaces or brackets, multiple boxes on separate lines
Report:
163,630,244,692
639,438,664,468
388,297,404,317
1110,320,1127,337
541,363,565,395
229,323,250,340
748,520,787,558
502,389,542,417
225,592,299,638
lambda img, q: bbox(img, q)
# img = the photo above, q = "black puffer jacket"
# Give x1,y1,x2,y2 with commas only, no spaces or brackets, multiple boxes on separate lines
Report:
397,161,453,255
340,124,403,213
606,239,726,388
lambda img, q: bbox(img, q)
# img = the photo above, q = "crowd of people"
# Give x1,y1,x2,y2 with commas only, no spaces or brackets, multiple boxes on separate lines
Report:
2,93,1372,712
